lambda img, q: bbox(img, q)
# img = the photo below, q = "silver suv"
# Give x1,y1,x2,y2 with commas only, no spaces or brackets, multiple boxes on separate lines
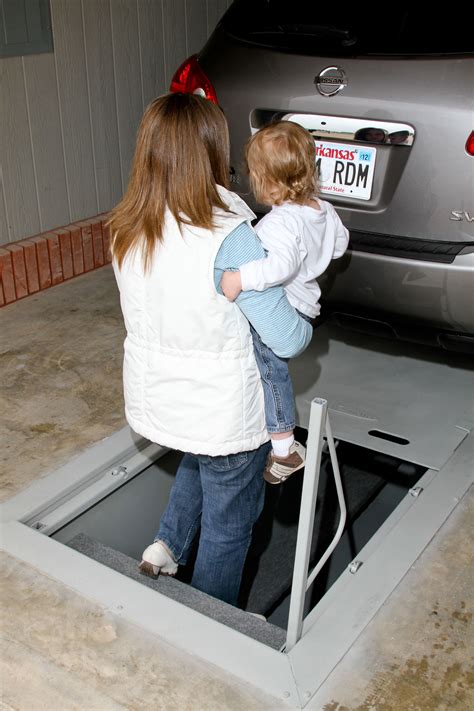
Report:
170,2,474,352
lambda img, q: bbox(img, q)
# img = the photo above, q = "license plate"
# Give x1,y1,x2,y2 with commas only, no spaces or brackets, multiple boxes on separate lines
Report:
315,141,376,201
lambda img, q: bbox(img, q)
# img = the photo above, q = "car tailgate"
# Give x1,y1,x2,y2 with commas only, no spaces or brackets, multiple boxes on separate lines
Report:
200,35,474,244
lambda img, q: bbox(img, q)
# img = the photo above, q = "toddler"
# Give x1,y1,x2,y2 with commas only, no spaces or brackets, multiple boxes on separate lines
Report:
222,121,349,484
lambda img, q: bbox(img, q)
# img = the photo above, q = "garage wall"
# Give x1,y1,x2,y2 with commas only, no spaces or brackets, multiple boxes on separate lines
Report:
0,0,231,244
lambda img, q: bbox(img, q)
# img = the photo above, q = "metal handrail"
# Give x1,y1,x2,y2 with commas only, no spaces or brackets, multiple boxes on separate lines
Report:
285,398,347,651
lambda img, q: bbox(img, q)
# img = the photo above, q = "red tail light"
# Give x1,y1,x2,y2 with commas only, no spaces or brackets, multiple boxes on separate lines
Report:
466,131,474,156
169,55,218,104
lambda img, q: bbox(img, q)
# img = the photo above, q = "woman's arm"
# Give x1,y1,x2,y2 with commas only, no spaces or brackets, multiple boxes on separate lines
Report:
221,216,302,301
215,222,312,358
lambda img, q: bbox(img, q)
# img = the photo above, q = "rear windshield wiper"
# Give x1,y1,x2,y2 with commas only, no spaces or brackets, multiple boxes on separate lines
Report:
249,24,357,46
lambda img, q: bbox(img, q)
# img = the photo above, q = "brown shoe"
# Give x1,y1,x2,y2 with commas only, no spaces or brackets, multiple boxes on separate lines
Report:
264,441,306,485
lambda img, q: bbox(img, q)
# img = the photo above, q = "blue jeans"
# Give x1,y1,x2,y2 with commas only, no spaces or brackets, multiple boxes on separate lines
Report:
251,326,296,434
156,442,270,605
251,312,314,434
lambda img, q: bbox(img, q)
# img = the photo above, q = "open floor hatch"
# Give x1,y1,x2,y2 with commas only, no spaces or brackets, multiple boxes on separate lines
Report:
49,414,428,649
2,328,473,707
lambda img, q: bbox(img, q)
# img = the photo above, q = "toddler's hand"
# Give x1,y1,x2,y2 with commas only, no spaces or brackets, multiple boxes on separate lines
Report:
221,270,242,302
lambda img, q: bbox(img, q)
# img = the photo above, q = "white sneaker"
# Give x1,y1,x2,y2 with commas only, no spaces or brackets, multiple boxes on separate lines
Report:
139,540,178,578
249,612,267,622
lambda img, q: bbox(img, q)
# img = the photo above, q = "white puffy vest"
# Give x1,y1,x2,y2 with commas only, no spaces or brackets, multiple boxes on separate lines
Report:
113,187,269,456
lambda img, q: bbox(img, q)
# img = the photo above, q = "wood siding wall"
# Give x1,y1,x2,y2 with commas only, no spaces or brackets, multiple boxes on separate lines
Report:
0,0,231,244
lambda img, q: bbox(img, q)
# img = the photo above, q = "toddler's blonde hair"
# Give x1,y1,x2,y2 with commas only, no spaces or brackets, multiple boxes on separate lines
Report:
246,121,318,206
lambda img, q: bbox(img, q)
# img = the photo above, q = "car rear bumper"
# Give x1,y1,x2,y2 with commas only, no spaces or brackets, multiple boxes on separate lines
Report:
320,248,474,336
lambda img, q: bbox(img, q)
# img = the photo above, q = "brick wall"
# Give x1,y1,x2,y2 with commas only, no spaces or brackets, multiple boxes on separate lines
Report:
0,214,111,307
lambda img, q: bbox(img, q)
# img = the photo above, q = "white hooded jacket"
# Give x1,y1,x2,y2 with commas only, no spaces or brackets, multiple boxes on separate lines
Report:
239,199,349,318
113,187,269,456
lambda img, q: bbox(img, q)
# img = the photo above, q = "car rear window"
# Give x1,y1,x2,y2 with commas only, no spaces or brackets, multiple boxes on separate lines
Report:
222,1,473,56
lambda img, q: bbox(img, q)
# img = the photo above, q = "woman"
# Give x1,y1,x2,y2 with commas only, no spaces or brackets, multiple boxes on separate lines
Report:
110,93,312,606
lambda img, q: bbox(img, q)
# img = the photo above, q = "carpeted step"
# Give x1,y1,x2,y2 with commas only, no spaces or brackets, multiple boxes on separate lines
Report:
68,532,286,650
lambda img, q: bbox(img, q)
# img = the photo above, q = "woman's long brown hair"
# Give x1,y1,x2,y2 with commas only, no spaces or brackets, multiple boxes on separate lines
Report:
109,93,231,270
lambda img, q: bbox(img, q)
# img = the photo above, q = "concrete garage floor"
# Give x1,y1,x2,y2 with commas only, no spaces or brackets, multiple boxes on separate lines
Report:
1,266,473,710
0,268,126,502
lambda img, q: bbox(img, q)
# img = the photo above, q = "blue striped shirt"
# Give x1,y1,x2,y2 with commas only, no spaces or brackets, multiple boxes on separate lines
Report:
214,222,313,358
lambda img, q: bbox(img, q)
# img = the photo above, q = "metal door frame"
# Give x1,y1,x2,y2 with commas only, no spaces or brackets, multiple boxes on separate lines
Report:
2,421,472,707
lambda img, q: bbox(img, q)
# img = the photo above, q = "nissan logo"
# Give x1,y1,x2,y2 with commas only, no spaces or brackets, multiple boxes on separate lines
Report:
315,67,347,97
